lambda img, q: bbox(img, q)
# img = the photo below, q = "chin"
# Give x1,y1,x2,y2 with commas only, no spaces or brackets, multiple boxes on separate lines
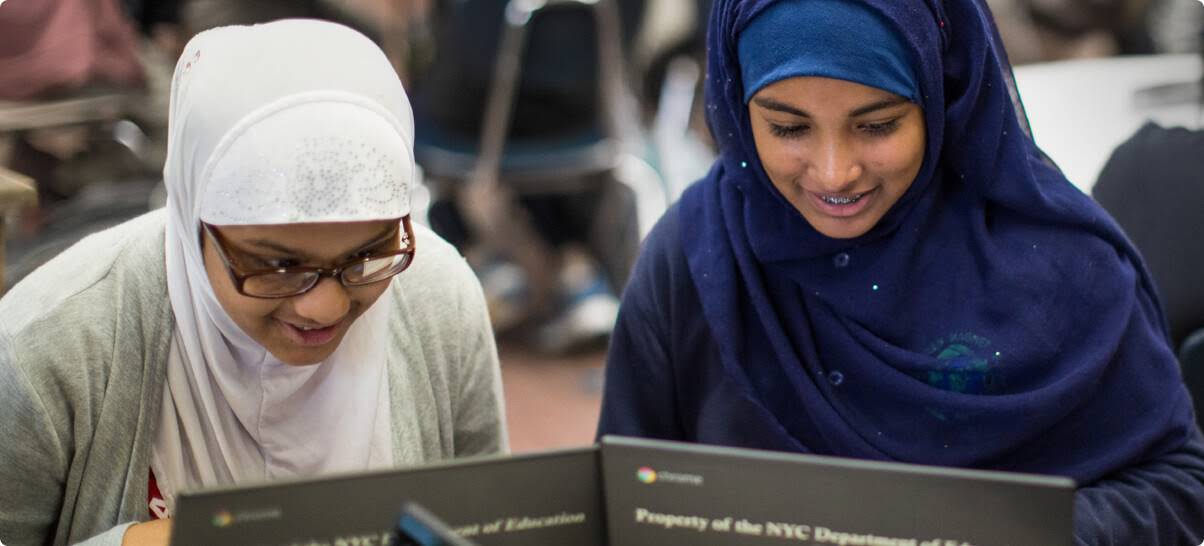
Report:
812,221,872,240
267,344,339,366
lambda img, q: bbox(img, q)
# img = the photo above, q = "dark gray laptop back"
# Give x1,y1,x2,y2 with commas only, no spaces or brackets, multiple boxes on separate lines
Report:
170,448,605,546
170,437,1074,546
601,436,1075,546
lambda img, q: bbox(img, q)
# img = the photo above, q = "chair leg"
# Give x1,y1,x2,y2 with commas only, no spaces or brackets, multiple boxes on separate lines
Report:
460,177,560,322
592,186,639,292
459,0,647,325
461,0,561,324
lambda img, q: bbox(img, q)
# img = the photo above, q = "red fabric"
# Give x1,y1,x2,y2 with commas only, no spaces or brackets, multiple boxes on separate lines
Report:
148,470,169,520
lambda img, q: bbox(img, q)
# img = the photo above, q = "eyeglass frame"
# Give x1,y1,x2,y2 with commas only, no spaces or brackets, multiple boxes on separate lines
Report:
201,215,416,299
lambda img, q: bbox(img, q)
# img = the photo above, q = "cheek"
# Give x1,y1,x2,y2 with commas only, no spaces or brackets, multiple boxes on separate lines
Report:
202,246,279,324
868,136,925,185
865,150,914,180
751,136,801,187
230,295,281,324
202,248,234,303
347,281,392,316
893,121,927,178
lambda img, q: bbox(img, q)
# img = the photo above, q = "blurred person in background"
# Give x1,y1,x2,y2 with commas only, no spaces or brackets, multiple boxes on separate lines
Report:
0,20,505,546
985,0,1156,63
179,0,384,42
0,0,148,205
1091,33,1204,352
123,0,186,58
0,0,145,101
597,0,1204,543
1147,0,1204,54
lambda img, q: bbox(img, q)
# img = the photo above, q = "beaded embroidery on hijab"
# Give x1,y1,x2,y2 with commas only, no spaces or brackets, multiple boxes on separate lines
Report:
152,19,414,510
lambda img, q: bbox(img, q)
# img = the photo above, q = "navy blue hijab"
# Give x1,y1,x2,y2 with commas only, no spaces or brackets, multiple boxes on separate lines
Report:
680,0,1195,483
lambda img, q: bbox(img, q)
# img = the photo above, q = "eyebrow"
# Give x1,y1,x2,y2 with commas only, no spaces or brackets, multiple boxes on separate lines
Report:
244,223,400,259
752,96,909,118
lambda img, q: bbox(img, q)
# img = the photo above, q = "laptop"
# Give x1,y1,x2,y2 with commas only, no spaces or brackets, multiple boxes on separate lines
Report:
170,447,605,546
600,436,1075,546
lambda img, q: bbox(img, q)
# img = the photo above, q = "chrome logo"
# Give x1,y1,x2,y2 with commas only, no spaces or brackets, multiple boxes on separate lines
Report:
637,467,657,483
212,511,234,528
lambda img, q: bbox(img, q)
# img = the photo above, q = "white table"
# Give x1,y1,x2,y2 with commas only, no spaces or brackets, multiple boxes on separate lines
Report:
1013,54,1200,194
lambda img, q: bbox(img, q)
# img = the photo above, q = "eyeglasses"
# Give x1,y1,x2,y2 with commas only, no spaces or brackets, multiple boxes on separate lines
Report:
202,216,416,299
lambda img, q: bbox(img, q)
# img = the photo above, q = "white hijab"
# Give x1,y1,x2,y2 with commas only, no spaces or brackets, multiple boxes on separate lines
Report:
152,20,416,511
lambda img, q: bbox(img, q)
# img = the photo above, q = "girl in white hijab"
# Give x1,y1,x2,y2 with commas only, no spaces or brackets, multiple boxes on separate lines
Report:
0,20,506,546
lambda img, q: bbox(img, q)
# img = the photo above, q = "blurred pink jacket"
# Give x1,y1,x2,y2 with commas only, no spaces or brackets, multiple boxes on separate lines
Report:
0,0,144,100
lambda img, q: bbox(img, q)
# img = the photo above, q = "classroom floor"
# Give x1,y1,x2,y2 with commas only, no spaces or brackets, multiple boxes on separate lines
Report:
497,342,606,453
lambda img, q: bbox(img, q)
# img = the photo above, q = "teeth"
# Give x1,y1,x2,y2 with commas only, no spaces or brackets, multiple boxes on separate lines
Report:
821,193,864,205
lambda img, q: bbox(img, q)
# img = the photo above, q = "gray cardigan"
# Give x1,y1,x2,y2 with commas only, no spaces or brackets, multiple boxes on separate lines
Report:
0,210,507,546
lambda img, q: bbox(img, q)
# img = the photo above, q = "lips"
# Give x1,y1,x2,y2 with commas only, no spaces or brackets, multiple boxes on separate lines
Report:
277,319,342,347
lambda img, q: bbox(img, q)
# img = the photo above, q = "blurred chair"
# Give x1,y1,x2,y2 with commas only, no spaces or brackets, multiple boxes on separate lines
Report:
0,92,150,194
0,0,165,292
1181,328,1204,422
0,93,161,289
412,0,666,338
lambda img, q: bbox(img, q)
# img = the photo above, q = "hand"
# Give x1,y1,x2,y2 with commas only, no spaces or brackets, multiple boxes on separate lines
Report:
122,519,172,546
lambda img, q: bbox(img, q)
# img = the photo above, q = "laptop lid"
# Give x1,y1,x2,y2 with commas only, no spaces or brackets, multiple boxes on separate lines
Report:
600,436,1075,546
170,447,604,546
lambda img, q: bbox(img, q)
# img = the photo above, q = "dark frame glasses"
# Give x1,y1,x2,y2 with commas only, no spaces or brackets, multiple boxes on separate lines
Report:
202,216,416,299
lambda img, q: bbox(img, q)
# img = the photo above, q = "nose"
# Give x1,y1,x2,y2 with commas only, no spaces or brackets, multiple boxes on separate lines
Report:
290,277,351,326
808,136,862,193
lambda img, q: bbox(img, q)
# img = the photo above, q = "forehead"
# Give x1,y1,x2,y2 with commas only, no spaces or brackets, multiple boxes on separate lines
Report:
216,220,399,250
753,76,905,111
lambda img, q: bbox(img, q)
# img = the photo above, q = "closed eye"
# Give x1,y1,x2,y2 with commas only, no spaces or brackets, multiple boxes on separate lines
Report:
769,122,810,138
254,257,301,269
351,249,384,261
859,118,900,137
346,228,400,261
349,240,398,261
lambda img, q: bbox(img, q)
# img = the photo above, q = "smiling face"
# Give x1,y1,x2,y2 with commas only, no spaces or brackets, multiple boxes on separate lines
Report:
748,76,926,239
202,220,401,365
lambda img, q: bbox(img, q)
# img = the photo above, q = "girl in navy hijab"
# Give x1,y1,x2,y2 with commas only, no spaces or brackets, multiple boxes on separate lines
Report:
597,0,1204,542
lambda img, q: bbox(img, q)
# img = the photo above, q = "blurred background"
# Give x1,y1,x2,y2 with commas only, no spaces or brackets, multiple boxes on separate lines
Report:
0,0,1201,452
